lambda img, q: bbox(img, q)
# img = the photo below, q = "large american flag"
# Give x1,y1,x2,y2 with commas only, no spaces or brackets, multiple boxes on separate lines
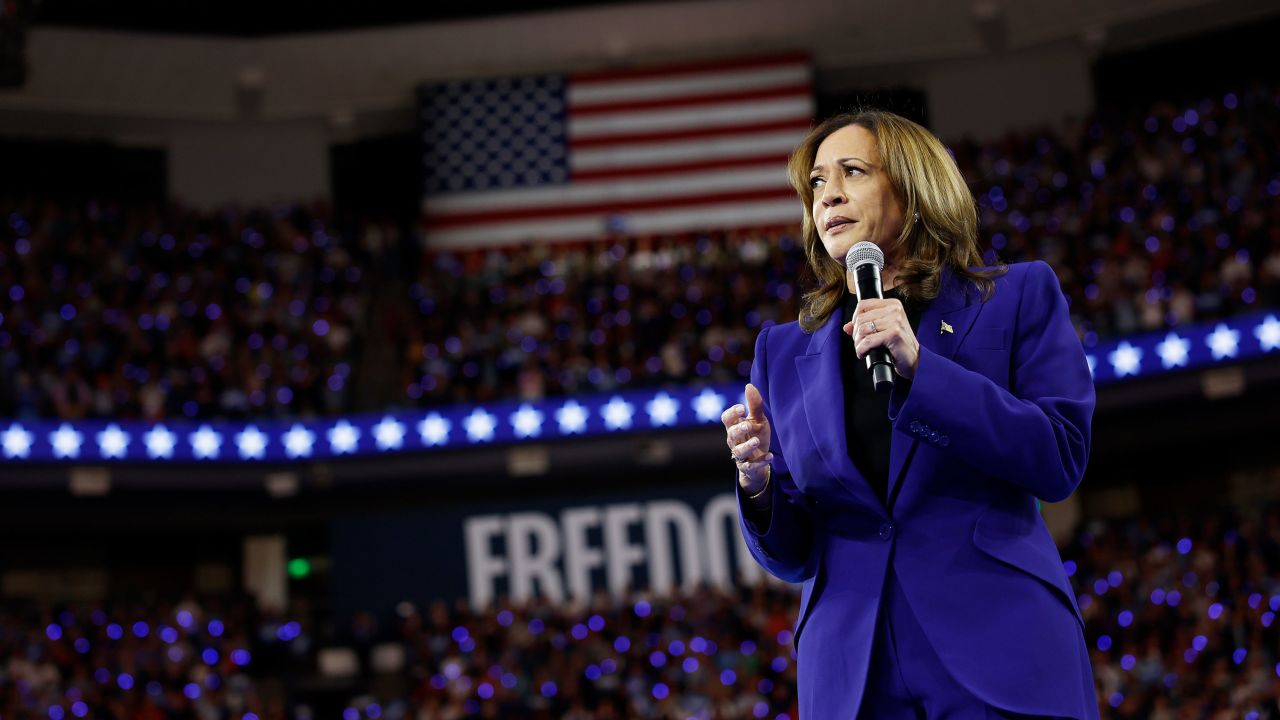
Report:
418,53,814,248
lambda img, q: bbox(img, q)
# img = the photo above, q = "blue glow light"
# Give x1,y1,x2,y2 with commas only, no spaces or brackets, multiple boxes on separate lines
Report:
328,419,362,454
646,392,680,426
692,388,726,423
1255,314,1280,351
283,424,315,458
49,424,82,459
190,425,222,459
1108,342,1142,377
97,424,130,459
144,425,176,459
235,425,267,459
510,405,544,439
418,413,450,446
1155,332,1190,368
1206,323,1240,359
555,400,589,434
464,408,497,442
602,396,634,430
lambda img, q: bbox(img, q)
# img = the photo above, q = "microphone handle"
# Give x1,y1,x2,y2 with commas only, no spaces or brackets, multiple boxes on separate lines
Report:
851,263,896,392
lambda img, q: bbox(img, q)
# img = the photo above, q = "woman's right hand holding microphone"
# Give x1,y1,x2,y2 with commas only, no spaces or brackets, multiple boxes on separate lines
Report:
722,383,773,502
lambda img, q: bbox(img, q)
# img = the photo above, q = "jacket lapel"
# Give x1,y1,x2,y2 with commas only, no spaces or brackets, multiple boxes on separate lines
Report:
885,266,987,505
794,309,876,506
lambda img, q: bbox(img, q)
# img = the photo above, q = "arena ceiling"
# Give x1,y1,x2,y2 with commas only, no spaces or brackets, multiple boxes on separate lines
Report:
24,0,1280,42
24,0,675,35
28,0,665,36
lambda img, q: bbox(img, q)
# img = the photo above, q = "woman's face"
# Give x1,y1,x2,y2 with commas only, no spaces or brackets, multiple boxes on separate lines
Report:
809,123,905,266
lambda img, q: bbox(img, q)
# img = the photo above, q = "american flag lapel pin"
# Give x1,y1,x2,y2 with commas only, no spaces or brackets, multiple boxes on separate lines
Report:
940,320,954,335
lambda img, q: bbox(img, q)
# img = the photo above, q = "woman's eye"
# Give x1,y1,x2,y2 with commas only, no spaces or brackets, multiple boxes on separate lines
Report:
809,177,824,188
844,165,864,176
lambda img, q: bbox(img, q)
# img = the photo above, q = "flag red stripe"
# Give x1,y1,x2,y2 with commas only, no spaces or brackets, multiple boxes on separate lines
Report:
570,83,812,116
569,118,812,149
425,188,797,229
570,52,809,86
570,153,794,181
421,223,802,256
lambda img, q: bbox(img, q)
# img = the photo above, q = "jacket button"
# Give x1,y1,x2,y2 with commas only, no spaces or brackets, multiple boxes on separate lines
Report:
909,420,922,433
928,430,940,442
939,435,950,447
877,523,894,541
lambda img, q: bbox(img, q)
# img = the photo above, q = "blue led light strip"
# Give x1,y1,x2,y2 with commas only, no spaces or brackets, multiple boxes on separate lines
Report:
2,310,1277,463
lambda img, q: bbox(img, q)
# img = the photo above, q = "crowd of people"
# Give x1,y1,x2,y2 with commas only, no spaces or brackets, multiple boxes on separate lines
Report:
8,509,1280,718
0,594,299,720
0,201,380,422
1069,508,1280,718
3,86,1279,420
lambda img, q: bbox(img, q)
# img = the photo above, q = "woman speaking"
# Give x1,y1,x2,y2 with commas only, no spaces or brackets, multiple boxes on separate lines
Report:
721,110,1098,719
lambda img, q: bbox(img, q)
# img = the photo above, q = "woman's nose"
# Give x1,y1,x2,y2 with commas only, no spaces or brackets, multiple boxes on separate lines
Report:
820,179,845,206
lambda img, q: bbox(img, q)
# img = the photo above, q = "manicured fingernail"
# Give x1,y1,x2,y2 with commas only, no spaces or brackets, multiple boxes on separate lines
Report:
749,437,759,446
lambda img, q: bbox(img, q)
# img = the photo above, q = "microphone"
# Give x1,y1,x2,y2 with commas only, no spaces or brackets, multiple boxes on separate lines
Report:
845,241,895,393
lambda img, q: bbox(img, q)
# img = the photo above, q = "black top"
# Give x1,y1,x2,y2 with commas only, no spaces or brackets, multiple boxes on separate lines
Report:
839,285,925,506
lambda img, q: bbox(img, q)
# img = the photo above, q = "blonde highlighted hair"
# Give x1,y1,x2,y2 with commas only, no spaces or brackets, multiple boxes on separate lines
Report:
787,109,1007,332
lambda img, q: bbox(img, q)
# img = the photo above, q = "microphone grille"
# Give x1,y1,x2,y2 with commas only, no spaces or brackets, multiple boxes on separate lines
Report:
845,241,884,273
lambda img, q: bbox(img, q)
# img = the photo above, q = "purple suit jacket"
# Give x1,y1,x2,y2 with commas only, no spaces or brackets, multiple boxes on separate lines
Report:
739,261,1098,719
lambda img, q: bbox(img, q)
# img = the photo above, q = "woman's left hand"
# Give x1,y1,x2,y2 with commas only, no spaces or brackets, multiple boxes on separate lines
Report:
843,297,921,380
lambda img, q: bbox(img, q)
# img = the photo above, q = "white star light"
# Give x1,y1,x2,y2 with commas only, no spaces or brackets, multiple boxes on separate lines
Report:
49,424,82,459
1206,323,1240,359
602,396,634,431
283,424,315,459
555,400,588,434
1108,342,1143,377
646,392,680,426
1085,355,1097,378
464,408,497,443
143,425,176,459
235,425,267,460
1,423,33,459
692,388,726,423
329,420,361,454
97,424,130,459
418,413,451,447
1155,332,1190,369
372,416,404,451
1254,315,1280,352
510,405,544,439
190,425,222,459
